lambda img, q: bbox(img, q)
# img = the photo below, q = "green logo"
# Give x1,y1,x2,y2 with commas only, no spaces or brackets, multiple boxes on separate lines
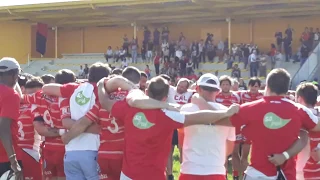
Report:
75,91,90,106
263,112,291,129
133,112,154,129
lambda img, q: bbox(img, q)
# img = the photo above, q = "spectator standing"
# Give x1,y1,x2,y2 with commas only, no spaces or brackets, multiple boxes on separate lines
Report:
301,27,310,44
198,40,205,63
179,56,187,77
217,40,225,62
153,28,160,52
143,26,151,46
147,39,154,63
270,43,277,69
309,27,315,50
283,34,292,62
141,44,146,63
163,47,170,63
175,47,183,63
300,44,310,67
105,46,113,62
207,41,215,62
259,54,268,77
285,24,294,41
161,40,169,56
161,26,170,42
275,31,283,52
249,50,258,77
123,34,129,56
78,65,84,78
83,64,89,78
179,32,185,42
241,44,250,69
179,37,188,54
131,38,138,64
121,58,128,68
154,51,161,76
191,46,199,70
169,40,176,59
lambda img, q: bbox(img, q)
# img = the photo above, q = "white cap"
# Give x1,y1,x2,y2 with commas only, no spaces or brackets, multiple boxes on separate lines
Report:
197,73,220,90
0,57,20,72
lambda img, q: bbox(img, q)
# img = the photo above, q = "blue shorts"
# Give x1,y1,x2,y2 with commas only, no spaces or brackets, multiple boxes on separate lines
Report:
64,150,99,180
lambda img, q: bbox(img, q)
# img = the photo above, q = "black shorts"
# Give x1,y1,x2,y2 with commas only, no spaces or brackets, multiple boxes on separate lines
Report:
171,129,179,146
0,160,23,177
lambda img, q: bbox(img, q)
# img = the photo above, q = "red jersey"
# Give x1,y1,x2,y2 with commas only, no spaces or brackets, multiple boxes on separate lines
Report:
17,104,42,151
230,96,318,179
24,91,66,151
238,90,264,104
216,91,241,107
304,108,320,179
86,90,128,160
111,99,184,180
0,85,22,162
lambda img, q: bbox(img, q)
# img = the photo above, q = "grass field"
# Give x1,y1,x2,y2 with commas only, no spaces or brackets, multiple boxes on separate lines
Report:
172,147,234,180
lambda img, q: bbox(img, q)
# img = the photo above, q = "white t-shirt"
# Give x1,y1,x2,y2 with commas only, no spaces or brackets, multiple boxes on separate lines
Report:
249,53,257,63
167,86,194,105
175,50,183,59
180,102,235,175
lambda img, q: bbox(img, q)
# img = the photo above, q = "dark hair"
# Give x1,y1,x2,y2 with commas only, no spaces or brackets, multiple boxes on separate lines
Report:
25,77,44,89
88,63,111,83
112,68,123,75
296,82,318,106
55,69,76,85
159,74,171,82
18,73,33,87
122,66,141,84
147,77,169,101
271,44,276,48
140,72,148,79
248,77,261,87
219,75,232,86
266,68,291,95
41,74,55,84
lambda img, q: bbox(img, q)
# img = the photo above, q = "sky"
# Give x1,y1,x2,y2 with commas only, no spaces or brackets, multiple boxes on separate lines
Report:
0,0,82,7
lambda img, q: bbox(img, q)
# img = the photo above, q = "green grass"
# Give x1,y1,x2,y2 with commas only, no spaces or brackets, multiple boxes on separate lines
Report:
172,147,234,180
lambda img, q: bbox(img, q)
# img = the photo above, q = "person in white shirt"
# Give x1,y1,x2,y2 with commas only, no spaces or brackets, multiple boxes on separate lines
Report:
119,48,126,62
198,40,205,63
175,48,183,62
180,73,235,180
249,50,258,77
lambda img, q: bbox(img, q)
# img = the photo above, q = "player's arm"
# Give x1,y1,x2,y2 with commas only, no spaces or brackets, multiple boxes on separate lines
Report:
42,83,63,97
98,81,117,112
268,129,309,166
126,89,174,109
102,76,137,92
183,104,239,126
0,117,18,164
232,143,242,172
191,94,234,126
33,116,60,137
61,116,100,144
14,82,23,99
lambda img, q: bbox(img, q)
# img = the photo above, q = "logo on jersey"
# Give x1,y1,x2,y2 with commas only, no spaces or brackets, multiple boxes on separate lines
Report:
132,112,154,129
75,91,90,106
263,112,291,129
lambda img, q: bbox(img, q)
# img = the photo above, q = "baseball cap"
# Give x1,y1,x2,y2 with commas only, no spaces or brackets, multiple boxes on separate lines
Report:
197,73,220,90
0,57,20,73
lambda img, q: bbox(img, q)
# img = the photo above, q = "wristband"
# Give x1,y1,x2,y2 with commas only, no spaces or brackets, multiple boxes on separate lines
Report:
282,151,290,160
59,129,66,136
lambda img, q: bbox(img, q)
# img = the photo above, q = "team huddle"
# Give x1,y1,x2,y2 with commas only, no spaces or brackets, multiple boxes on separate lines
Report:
0,57,320,180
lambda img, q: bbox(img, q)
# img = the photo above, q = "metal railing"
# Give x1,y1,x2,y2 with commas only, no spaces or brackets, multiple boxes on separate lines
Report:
290,44,320,89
